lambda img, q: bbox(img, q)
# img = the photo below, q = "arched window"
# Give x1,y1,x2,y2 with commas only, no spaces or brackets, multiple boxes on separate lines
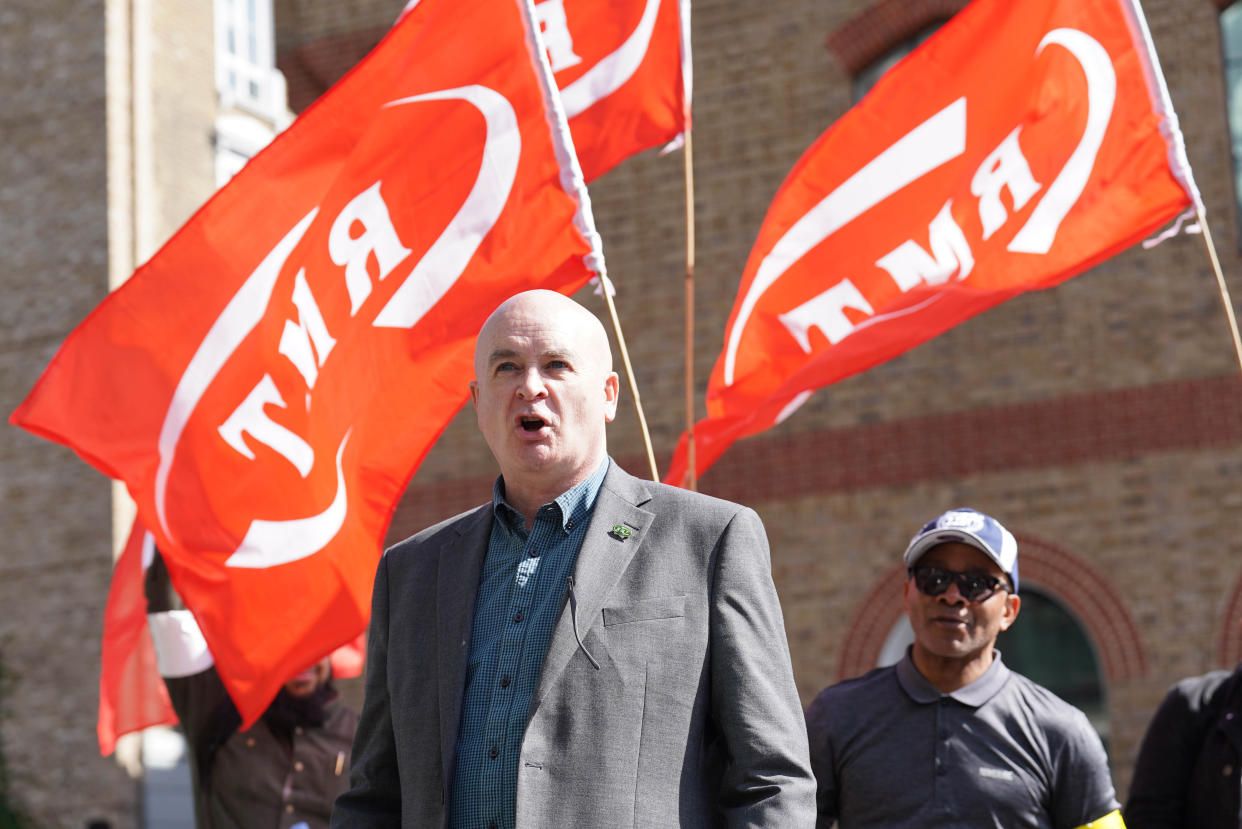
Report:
851,22,943,102
876,586,1108,746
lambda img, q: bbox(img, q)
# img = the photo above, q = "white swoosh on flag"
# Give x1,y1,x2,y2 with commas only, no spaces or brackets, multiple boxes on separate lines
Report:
225,431,351,568
559,0,661,119
722,99,967,386
154,210,319,540
1008,29,1115,254
371,85,521,329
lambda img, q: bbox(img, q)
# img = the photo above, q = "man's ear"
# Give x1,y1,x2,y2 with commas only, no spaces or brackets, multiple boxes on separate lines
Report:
602,371,619,422
469,380,479,409
998,594,1021,632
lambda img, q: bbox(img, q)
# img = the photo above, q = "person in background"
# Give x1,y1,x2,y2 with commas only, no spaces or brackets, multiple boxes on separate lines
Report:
1126,657,1242,827
805,508,1124,828
145,551,358,829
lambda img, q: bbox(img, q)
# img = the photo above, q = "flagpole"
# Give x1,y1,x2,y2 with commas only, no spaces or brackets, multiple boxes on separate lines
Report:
678,0,697,490
515,0,660,482
599,277,661,481
1196,207,1242,378
683,127,697,491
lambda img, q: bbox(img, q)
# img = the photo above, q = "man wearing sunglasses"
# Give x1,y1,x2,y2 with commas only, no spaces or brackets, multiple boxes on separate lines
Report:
805,508,1124,828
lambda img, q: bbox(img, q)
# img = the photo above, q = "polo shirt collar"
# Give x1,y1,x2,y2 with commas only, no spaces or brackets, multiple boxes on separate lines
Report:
492,457,610,534
896,648,1012,708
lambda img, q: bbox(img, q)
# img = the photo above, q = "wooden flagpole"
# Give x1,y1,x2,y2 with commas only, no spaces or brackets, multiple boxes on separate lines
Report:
598,278,660,481
683,128,698,491
1196,207,1242,378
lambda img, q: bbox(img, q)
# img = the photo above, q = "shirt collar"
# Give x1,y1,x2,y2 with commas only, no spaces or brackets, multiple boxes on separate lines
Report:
896,647,1011,708
492,457,610,534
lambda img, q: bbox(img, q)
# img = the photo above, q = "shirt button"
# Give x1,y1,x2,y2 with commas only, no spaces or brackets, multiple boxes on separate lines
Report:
500,675,511,688
489,746,499,759
285,804,294,814
1225,764,1234,777
528,549,539,558
566,519,575,529
294,761,304,772
513,611,524,623
245,737,256,748
294,726,304,736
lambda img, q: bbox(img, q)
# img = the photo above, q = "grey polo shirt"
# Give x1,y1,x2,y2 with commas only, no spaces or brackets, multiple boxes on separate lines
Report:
804,650,1119,828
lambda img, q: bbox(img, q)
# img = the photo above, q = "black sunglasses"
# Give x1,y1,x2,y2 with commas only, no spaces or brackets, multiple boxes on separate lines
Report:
908,565,1010,602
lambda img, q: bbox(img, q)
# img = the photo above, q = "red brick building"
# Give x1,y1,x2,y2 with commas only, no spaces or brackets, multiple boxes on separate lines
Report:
3,0,1242,824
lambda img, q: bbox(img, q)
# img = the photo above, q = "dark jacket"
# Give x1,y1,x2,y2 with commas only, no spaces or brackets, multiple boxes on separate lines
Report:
146,552,358,828
165,667,357,829
1125,664,1242,828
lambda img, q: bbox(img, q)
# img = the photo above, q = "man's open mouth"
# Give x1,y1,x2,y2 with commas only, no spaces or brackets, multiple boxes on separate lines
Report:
519,416,546,432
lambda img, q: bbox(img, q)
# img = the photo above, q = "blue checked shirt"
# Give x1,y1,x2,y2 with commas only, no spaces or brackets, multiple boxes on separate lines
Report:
447,459,608,829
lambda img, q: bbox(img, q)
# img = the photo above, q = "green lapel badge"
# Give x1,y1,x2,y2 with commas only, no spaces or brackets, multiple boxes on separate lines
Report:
609,524,633,540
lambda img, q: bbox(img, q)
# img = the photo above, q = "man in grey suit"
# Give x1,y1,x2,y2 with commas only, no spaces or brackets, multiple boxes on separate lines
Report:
332,290,815,828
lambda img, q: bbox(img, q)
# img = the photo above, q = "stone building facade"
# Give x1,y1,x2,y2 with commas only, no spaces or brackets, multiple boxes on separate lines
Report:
2,0,1241,825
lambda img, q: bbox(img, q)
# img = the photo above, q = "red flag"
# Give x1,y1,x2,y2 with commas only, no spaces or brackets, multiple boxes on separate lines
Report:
397,0,689,182
543,0,689,181
665,0,1199,487
98,517,175,756
96,512,364,755
16,0,598,726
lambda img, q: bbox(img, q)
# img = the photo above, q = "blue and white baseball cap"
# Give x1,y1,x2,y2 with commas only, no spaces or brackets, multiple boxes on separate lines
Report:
903,508,1019,592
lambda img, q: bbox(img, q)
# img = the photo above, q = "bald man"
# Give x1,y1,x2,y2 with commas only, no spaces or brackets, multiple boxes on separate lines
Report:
333,291,815,828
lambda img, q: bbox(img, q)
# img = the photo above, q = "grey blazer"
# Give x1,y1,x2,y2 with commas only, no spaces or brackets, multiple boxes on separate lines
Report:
332,461,816,828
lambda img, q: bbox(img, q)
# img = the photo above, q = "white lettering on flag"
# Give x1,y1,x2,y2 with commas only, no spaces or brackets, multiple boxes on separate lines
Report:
329,181,413,314
155,210,318,540
779,279,875,352
723,97,968,385
971,128,1041,241
279,269,337,393
876,200,974,291
536,0,583,72
218,375,315,476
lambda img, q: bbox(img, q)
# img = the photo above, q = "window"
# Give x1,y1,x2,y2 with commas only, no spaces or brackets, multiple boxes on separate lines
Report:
1222,4,1242,240
996,588,1107,744
212,0,289,186
877,586,1108,746
214,0,288,124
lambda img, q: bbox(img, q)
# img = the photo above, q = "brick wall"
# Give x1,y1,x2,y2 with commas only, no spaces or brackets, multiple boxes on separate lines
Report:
1,0,218,824
0,0,133,825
